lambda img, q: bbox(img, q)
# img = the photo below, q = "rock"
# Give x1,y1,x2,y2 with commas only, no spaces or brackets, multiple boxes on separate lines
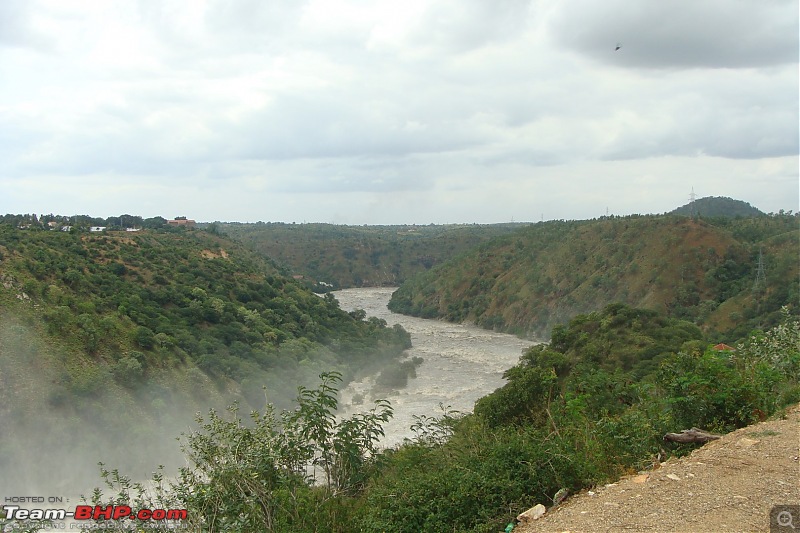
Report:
517,504,546,523
632,474,649,484
664,428,722,444
553,488,569,506
736,437,760,448
666,474,681,481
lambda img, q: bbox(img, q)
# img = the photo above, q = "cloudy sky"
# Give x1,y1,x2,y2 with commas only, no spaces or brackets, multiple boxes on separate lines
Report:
1,0,797,224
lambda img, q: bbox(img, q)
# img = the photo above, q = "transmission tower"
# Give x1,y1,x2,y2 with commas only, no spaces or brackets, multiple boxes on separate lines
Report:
689,187,697,218
753,247,766,294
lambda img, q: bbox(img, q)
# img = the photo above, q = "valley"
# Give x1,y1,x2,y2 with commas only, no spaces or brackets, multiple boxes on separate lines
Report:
0,201,797,532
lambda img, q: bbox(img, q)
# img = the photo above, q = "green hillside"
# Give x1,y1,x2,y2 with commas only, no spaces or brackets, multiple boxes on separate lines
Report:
218,222,524,289
389,214,799,341
4,213,797,532
670,196,766,218
0,218,410,494
72,304,800,532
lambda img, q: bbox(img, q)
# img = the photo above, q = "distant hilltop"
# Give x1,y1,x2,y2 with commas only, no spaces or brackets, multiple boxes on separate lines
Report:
670,196,766,218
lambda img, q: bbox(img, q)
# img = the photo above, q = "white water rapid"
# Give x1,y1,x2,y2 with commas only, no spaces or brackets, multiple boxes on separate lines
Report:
333,287,536,448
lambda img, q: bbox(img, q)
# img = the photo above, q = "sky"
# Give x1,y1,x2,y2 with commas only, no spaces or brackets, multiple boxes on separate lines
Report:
1,0,798,224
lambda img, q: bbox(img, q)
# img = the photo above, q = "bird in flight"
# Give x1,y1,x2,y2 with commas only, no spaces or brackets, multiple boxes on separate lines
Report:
615,42,622,51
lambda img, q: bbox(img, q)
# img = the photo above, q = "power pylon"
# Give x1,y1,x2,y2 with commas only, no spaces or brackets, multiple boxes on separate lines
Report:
753,247,766,294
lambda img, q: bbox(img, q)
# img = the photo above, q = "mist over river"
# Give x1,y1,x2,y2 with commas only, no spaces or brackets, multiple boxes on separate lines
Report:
1,287,532,512
333,287,535,448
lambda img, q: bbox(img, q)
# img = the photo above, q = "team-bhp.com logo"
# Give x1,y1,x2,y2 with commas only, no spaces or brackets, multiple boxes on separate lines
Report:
4,504,187,522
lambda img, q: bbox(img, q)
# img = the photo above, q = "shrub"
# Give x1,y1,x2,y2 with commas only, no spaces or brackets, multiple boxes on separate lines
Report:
113,356,144,386
88,373,392,532
133,326,156,349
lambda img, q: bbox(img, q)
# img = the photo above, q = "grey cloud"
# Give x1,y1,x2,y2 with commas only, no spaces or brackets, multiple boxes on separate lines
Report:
549,0,798,69
596,72,799,161
1,108,218,179
1,0,796,224
249,156,438,195
236,88,488,161
598,117,798,162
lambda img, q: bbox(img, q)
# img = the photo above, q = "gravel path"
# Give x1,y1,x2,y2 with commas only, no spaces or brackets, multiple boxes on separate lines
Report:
515,404,800,533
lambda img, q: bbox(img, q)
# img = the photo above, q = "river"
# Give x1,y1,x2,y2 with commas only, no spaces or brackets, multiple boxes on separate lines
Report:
332,287,536,448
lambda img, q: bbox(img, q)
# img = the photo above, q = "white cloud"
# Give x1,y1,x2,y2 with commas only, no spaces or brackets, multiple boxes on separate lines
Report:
0,0,796,223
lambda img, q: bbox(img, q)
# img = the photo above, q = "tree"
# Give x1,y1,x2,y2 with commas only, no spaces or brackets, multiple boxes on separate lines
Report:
87,373,393,532
134,326,156,349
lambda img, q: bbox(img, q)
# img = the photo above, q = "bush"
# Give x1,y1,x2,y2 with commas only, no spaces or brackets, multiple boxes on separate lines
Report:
473,365,556,428
88,373,392,532
133,326,156,349
112,356,144,386
657,349,779,432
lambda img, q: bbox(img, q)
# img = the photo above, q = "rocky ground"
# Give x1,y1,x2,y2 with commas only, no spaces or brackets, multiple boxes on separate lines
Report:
514,404,800,533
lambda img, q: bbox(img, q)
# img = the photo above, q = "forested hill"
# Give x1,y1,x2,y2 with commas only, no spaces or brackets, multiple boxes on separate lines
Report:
218,222,525,289
0,219,410,493
670,196,766,218
389,214,799,341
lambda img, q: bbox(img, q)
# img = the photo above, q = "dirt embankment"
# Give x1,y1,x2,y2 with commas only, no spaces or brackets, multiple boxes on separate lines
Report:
516,404,800,533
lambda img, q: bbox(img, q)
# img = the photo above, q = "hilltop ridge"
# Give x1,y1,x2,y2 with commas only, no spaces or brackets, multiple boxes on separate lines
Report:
389,213,798,341
670,196,767,218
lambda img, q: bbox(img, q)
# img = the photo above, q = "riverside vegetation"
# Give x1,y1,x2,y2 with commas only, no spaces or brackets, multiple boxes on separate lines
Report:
16,303,794,532
389,212,798,340
1,204,798,531
218,221,524,289
0,215,410,497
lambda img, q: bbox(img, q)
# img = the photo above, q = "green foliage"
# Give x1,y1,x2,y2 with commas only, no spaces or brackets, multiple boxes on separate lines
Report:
112,355,145,386
474,364,556,428
669,196,766,218
407,404,461,446
426,308,796,530
656,349,777,432
219,221,525,289
71,312,800,533
0,216,416,511
133,326,156,349
87,373,392,532
5,212,798,532
389,213,799,341
373,356,423,392
0,220,411,412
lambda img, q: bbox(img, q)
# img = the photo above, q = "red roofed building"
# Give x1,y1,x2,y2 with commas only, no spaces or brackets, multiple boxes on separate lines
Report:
167,218,196,228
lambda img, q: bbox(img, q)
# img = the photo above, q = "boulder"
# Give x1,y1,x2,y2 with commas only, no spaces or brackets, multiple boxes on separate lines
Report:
517,503,546,523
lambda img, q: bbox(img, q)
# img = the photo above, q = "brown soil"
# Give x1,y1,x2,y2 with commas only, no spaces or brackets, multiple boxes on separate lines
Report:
200,249,229,259
515,404,800,533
